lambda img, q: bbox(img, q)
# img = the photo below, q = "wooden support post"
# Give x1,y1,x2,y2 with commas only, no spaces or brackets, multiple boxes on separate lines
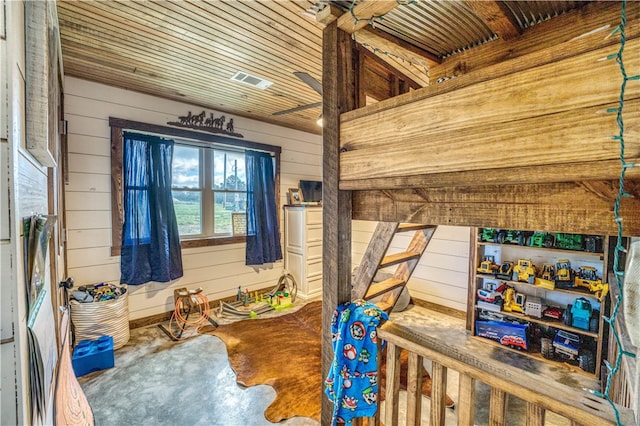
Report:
526,402,546,426
406,351,423,425
321,18,357,425
489,388,509,426
384,342,401,426
430,362,447,426
457,373,476,426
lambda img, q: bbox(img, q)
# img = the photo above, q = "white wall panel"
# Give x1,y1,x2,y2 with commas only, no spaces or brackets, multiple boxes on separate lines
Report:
352,222,471,313
64,77,321,320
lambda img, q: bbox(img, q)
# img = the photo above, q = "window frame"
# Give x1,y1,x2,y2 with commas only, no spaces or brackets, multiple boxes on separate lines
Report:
110,117,281,256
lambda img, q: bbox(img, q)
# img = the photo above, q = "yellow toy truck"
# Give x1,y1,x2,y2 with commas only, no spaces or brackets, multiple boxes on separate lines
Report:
555,259,574,289
574,266,609,301
477,255,499,274
512,259,537,284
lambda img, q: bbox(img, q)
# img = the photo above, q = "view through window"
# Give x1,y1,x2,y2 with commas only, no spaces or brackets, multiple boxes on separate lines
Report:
171,144,247,237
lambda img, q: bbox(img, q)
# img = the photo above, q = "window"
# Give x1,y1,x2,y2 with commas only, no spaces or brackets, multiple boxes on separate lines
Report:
109,118,281,255
171,145,248,237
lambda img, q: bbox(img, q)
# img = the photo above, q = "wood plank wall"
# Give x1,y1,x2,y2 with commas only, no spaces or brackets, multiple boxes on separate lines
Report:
63,77,322,320
340,2,640,237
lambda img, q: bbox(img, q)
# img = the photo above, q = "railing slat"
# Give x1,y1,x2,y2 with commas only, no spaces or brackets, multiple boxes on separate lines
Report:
430,362,447,426
526,402,545,426
489,388,508,426
406,351,423,425
457,373,476,426
384,342,401,426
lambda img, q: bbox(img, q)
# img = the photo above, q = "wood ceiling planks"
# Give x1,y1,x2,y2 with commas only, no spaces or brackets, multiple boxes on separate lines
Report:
57,0,325,133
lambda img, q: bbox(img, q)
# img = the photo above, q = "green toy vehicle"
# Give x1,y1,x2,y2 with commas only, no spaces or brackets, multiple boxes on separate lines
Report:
497,230,525,245
527,232,554,248
479,228,499,243
554,233,584,251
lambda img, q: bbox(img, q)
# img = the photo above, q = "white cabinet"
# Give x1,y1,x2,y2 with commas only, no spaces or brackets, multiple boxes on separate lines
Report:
284,206,322,299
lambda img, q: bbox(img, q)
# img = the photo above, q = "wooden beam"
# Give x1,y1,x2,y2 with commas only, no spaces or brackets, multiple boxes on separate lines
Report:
429,1,640,83
355,26,440,68
337,0,399,34
351,179,640,236
339,39,640,183
343,1,640,121
465,1,521,41
321,20,357,425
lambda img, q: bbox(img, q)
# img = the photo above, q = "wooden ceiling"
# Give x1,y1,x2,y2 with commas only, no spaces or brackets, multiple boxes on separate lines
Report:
56,0,587,134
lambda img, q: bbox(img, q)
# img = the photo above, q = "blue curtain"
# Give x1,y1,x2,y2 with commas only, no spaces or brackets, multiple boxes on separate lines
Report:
120,132,183,285
245,150,282,265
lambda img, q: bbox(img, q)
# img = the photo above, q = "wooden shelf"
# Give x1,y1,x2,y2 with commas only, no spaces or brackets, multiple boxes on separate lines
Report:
475,305,599,339
470,335,597,378
469,228,609,378
477,241,604,258
475,274,602,302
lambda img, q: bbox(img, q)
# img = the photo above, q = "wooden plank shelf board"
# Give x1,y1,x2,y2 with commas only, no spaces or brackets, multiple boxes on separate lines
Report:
476,274,606,301
470,336,598,378
477,241,605,258
475,306,600,340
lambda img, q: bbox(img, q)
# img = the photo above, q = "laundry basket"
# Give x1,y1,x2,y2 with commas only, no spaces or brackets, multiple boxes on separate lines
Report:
70,285,130,350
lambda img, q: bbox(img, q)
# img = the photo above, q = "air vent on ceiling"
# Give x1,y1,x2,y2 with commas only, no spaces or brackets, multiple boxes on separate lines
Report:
230,71,273,90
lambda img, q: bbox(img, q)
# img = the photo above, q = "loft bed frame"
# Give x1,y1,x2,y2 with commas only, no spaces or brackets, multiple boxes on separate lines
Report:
319,2,639,424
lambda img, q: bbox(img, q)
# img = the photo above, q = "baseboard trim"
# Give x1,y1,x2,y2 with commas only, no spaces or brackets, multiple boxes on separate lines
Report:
129,285,276,329
410,298,467,320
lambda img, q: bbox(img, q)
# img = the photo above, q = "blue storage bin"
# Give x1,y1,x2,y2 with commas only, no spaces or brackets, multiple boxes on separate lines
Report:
72,335,115,377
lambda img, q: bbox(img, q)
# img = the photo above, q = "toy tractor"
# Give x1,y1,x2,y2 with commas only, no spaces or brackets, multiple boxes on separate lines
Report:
495,261,515,280
574,266,609,301
512,259,537,284
555,259,574,289
540,263,556,281
527,232,554,248
554,233,584,251
497,230,525,245
564,297,599,332
479,228,499,243
477,255,499,275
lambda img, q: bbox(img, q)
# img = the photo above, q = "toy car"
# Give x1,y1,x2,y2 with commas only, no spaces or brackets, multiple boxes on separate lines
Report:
479,228,499,243
497,230,526,245
512,259,537,284
542,306,564,321
477,255,499,274
527,232,554,248
477,288,503,305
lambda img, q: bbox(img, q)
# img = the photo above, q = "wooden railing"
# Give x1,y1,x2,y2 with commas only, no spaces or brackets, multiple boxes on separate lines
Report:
376,321,636,426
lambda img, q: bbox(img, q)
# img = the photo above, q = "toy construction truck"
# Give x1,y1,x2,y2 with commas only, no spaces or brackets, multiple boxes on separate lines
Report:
512,259,537,284
477,255,499,274
502,286,525,314
555,259,575,289
564,297,599,332
574,266,609,301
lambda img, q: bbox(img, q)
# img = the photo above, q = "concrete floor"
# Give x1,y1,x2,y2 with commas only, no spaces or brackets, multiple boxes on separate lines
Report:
78,301,578,425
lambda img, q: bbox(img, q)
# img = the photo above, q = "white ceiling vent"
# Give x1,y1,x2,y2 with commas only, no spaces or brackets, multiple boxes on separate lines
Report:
230,71,273,90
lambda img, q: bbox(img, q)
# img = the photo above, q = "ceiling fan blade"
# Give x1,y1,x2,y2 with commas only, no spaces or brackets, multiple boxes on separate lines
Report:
272,102,322,116
294,71,323,95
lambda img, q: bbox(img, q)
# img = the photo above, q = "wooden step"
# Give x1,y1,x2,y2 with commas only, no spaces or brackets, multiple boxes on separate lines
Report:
379,251,422,269
375,300,394,312
365,277,406,300
396,224,435,233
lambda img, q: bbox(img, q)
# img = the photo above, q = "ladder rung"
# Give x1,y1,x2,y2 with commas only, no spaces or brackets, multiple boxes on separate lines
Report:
396,224,435,233
375,300,394,312
365,278,406,300
379,251,422,269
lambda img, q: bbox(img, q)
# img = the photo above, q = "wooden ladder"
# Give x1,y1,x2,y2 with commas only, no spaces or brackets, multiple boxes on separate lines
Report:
352,223,437,313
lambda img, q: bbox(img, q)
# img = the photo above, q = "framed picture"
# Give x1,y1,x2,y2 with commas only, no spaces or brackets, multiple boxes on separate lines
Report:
25,0,62,167
231,213,246,235
288,188,303,205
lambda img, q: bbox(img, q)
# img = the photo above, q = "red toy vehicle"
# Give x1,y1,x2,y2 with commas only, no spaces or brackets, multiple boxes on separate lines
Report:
542,306,564,321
